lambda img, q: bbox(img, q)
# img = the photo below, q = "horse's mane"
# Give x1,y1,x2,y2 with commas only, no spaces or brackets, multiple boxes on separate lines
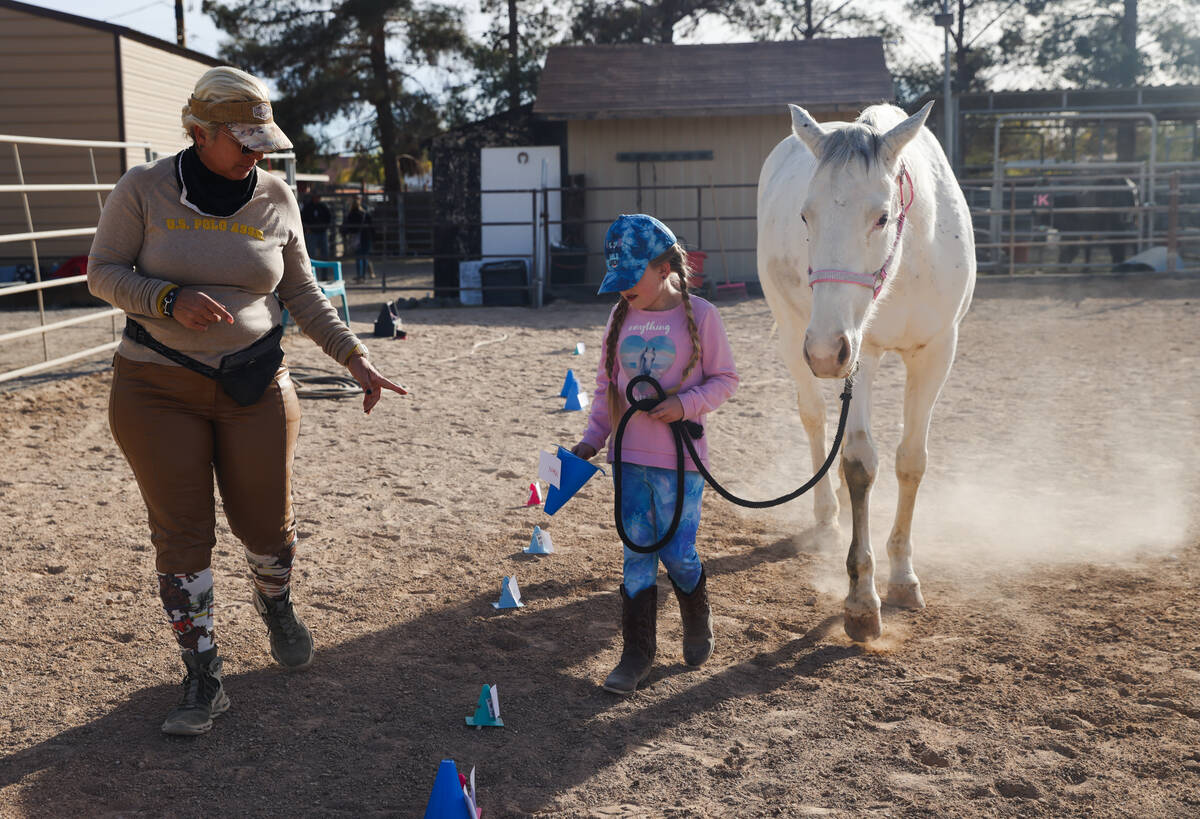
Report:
818,104,908,170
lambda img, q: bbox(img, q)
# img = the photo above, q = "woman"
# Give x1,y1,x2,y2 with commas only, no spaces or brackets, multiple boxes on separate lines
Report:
88,66,406,736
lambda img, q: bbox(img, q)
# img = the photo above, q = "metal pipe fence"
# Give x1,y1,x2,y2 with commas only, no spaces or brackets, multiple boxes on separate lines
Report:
0,134,153,384
5,151,1199,385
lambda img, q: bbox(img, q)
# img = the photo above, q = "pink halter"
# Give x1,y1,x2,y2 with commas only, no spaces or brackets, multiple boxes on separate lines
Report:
808,165,915,300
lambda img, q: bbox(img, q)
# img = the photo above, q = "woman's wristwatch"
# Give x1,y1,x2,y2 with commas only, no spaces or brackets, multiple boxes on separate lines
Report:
161,286,180,318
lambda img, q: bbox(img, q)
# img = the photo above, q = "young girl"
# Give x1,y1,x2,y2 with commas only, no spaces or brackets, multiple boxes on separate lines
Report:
571,213,739,695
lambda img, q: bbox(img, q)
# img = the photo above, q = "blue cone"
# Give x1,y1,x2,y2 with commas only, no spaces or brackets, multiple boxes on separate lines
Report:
492,575,524,609
525,525,554,554
423,759,473,819
543,445,602,515
559,369,579,398
563,388,587,411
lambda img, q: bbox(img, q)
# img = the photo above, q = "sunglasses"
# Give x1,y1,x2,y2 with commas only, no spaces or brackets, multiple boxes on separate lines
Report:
219,127,257,155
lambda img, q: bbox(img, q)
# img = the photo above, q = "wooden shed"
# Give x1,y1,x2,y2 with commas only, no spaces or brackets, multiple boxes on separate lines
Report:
533,38,893,284
0,0,222,263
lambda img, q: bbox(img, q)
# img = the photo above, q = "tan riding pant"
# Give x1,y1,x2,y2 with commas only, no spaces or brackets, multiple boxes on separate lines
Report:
108,353,301,574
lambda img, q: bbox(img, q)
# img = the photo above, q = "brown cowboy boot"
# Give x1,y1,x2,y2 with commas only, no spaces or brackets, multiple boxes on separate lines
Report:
602,584,657,694
671,568,714,666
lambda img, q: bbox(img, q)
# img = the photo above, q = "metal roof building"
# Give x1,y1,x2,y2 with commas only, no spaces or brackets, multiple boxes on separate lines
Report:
532,38,894,285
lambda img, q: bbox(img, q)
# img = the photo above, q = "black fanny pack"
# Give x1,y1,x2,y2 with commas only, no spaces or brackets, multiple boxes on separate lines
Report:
124,318,285,406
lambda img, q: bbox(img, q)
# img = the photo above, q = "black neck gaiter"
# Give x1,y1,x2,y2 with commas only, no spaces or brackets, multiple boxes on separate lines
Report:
175,146,257,218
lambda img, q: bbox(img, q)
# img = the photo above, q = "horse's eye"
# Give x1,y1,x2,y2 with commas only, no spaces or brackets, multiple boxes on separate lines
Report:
876,214,888,227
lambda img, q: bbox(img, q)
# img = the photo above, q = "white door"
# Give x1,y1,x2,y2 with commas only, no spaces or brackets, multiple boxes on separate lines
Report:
480,146,561,260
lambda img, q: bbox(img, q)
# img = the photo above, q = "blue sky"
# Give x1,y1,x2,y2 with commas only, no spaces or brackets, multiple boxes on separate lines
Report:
27,0,229,57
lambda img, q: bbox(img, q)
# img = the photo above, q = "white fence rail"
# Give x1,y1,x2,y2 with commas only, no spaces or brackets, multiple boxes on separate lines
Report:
0,135,296,386
0,134,153,385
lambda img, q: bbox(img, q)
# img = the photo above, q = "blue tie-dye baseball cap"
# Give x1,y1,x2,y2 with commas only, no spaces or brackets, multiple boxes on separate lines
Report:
598,213,677,294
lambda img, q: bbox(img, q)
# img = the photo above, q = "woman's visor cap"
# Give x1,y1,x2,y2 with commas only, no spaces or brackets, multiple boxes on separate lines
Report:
188,96,293,153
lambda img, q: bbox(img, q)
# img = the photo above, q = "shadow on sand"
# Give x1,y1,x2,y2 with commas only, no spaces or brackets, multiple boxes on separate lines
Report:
2,533,872,816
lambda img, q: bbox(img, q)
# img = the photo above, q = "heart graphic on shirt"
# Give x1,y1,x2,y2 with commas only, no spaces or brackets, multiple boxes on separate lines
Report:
619,334,677,399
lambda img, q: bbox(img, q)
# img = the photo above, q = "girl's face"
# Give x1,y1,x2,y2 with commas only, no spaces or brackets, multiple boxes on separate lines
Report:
621,261,677,310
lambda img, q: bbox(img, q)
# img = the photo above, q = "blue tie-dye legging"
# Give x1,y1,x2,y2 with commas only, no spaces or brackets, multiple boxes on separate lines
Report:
619,463,705,596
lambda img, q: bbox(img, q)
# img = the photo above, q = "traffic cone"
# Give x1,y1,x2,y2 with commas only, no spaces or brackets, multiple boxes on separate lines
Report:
559,369,579,398
491,575,524,609
525,525,554,554
543,445,603,515
525,482,542,506
423,759,475,819
563,388,588,411
465,683,503,728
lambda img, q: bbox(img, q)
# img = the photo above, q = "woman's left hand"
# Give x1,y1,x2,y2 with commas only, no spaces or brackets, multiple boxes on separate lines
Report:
346,355,408,414
646,396,684,423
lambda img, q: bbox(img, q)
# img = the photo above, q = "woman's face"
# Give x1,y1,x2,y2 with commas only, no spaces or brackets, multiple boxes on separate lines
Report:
194,125,264,181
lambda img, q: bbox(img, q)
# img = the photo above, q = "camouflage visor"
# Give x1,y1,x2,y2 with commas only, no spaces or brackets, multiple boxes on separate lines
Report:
188,95,293,153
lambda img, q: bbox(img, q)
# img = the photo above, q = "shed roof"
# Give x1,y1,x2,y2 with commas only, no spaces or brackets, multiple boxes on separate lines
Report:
0,0,223,67
533,38,893,120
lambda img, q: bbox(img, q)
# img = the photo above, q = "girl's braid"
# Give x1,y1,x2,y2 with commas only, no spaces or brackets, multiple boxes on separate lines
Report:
604,297,631,429
677,276,701,384
659,243,700,386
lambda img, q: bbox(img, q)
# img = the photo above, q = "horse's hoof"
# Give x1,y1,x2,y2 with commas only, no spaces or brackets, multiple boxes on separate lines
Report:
843,608,882,642
885,582,926,610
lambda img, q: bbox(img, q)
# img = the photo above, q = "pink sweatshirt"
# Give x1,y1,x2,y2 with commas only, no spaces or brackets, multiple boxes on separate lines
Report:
581,296,739,471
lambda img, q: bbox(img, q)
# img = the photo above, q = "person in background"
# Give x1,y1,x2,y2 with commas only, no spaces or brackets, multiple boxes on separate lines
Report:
341,197,374,282
300,191,332,266
87,65,408,737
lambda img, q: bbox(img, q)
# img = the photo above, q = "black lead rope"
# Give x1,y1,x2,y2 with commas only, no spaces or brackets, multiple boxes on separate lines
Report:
612,373,854,554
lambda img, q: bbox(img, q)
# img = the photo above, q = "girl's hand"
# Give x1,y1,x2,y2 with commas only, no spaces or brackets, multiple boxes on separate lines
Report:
571,442,597,460
347,355,408,414
173,287,234,331
646,396,684,423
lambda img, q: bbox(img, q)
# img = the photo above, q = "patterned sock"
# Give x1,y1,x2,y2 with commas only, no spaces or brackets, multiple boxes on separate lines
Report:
157,569,215,654
245,540,296,599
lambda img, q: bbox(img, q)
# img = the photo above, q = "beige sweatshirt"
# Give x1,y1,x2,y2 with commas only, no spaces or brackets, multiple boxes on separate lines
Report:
88,155,362,369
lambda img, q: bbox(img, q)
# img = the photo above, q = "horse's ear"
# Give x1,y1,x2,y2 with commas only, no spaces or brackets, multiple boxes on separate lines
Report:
789,104,827,157
878,101,934,168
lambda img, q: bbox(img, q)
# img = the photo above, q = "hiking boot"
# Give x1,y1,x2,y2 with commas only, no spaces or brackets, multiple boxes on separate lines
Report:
161,647,230,736
253,588,314,669
671,568,714,666
602,584,657,695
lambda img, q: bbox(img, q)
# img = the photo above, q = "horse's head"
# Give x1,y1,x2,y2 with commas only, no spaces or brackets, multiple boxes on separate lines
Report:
788,101,932,378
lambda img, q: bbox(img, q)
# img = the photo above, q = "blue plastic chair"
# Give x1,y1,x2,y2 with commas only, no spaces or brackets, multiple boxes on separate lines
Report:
282,259,351,328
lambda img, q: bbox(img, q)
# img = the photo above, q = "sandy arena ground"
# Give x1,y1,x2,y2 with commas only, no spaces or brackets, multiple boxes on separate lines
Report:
1,275,1198,817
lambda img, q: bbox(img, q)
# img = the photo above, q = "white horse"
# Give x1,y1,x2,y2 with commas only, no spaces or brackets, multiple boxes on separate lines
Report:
757,102,976,642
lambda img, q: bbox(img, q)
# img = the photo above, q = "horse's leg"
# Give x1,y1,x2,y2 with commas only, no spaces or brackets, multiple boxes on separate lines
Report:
841,351,881,642
781,323,839,527
884,330,958,611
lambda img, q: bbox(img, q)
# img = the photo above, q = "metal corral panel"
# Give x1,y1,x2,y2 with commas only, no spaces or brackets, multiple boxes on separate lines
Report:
0,4,120,261
568,111,820,284
119,36,215,169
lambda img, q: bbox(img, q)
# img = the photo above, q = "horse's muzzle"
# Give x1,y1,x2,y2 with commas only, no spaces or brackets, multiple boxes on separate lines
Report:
803,331,853,378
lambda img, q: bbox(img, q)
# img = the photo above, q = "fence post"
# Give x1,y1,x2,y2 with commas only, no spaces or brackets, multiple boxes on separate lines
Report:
1008,181,1017,276
540,187,550,309
1167,172,1179,274
695,185,702,253
529,189,538,307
